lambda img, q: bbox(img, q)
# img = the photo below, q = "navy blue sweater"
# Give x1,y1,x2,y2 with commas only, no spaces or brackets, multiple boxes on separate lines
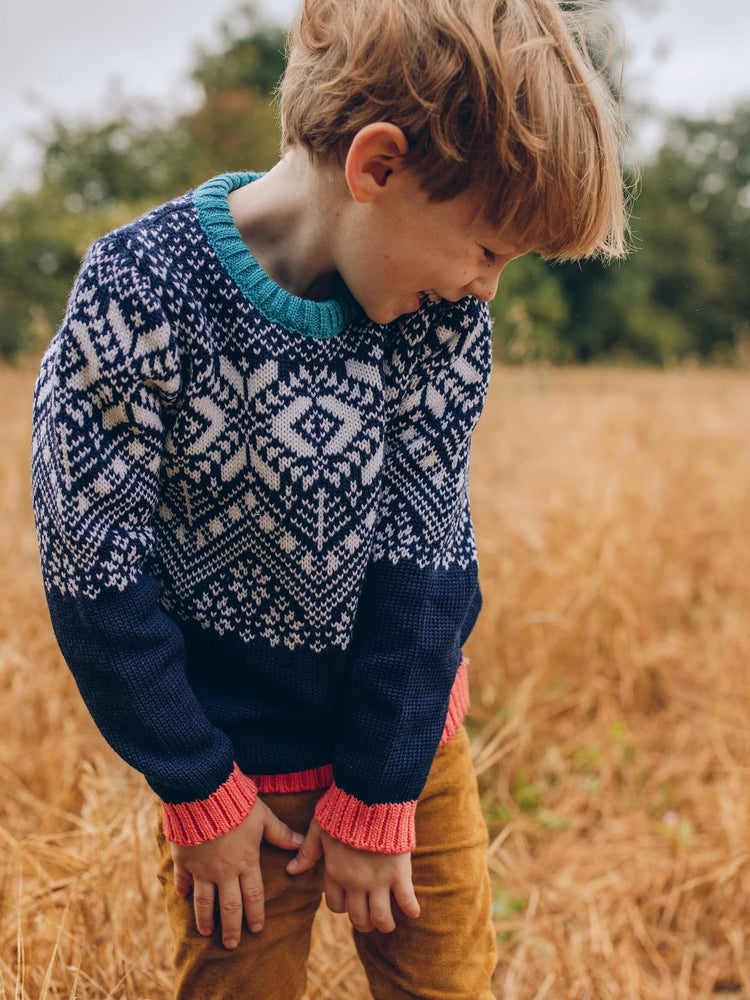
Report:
30,171,491,851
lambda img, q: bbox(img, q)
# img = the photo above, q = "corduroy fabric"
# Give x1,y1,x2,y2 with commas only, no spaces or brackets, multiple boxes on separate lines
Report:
156,724,498,1000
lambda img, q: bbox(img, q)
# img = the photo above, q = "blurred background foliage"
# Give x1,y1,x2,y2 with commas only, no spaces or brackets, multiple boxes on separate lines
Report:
1,1,748,366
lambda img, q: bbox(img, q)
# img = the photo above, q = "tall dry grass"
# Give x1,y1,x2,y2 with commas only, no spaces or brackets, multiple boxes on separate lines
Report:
1,360,749,999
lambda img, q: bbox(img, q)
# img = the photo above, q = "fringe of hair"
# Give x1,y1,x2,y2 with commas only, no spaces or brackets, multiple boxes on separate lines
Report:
278,0,631,261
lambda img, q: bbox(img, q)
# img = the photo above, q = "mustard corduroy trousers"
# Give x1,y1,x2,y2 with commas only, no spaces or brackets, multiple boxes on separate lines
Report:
156,724,498,1000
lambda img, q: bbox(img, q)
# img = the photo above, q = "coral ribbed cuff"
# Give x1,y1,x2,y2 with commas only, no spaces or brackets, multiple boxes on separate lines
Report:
309,654,472,854
161,763,258,846
161,654,471,849
439,654,470,747
252,764,333,794
315,783,417,854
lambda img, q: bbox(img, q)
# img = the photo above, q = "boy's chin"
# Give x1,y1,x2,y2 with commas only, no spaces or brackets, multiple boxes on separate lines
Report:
364,295,424,325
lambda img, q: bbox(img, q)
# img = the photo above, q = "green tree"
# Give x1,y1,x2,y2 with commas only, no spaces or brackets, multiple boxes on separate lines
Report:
32,3,284,214
490,255,572,363
190,2,287,97
548,104,750,365
0,3,286,358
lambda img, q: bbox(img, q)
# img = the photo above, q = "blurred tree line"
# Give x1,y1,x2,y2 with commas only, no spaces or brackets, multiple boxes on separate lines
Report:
1,2,748,366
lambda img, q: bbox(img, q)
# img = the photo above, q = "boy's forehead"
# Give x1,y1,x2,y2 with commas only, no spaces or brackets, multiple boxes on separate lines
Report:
403,173,534,253
446,187,533,252
472,212,534,254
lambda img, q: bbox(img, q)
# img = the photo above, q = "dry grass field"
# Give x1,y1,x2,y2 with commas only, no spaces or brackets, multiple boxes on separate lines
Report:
1,359,749,999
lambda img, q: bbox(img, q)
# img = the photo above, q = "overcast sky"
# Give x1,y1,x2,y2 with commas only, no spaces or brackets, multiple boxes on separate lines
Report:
2,0,749,195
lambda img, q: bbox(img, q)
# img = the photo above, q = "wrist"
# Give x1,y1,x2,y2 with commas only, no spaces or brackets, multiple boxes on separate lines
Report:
315,782,417,853
161,763,258,846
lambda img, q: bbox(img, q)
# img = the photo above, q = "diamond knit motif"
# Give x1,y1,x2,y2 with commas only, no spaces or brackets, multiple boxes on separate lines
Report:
155,328,388,651
32,180,492,656
30,175,495,844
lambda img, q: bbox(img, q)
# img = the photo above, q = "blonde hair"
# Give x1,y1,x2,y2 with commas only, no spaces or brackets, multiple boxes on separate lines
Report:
279,0,629,261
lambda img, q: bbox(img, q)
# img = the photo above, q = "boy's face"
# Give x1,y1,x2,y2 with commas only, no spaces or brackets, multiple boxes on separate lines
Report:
334,168,530,326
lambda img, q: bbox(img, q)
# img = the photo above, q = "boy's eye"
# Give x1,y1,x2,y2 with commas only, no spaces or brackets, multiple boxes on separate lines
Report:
482,247,496,262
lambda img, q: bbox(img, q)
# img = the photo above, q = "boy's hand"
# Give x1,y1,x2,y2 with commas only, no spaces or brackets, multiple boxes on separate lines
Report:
286,818,420,933
170,799,304,949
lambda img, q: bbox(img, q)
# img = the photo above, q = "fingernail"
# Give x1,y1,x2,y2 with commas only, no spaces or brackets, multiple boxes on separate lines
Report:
287,858,299,872
225,938,238,949
251,923,263,933
292,833,304,846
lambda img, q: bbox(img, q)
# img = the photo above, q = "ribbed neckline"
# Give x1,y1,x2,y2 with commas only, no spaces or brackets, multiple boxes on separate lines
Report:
192,171,362,340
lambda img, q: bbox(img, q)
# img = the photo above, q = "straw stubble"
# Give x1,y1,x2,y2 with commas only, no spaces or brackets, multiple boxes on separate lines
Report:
1,362,749,998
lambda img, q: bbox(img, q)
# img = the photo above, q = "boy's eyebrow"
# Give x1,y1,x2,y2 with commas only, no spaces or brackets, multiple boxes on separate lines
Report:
485,239,522,253
480,232,530,256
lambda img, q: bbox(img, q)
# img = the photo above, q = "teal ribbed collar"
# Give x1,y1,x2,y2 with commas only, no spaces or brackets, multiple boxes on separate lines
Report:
192,171,362,340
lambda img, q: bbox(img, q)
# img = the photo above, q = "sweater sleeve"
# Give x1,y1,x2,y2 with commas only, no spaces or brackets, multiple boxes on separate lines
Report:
30,235,258,845
314,296,492,853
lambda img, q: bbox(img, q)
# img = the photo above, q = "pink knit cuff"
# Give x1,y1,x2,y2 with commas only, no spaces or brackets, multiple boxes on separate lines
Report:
161,763,259,846
439,654,470,747
315,783,417,854
253,764,333,794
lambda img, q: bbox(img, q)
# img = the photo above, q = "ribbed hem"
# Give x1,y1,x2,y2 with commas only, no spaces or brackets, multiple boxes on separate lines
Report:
253,764,333,794
247,654,470,797
161,763,258,845
439,655,470,747
315,783,417,854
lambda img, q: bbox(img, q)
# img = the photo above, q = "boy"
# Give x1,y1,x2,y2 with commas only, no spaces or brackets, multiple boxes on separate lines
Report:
30,0,627,996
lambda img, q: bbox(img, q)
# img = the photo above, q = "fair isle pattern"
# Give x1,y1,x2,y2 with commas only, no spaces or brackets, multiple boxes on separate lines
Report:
32,184,492,657
32,238,182,599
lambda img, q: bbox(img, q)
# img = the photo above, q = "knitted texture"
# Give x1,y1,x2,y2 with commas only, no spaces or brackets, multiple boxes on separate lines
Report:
31,172,492,850
249,654,469,797
315,784,417,854
162,763,259,846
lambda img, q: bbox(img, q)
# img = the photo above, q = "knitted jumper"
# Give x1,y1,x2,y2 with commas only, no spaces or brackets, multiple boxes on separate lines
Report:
30,171,492,853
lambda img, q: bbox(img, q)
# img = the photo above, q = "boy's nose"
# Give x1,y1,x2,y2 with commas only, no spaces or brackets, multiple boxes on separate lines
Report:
465,264,505,303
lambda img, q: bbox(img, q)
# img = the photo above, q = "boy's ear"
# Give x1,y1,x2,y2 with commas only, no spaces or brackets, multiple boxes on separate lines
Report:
344,123,409,203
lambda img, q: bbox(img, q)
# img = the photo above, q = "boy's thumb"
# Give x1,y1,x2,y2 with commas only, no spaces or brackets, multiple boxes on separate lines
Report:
286,819,323,875
263,811,305,852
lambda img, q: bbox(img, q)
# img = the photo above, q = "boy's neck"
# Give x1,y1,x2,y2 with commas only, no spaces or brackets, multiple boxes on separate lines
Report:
227,149,343,302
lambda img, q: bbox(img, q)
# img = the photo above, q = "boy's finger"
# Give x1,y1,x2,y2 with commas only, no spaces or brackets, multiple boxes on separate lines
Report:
173,863,193,899
240,868,266,933
323,875,346,914
393,880,420,920
347,891,374,934
263,810,305,851
192,879,216,936
217,878,244,949
286,820,322,874
368,888,396,934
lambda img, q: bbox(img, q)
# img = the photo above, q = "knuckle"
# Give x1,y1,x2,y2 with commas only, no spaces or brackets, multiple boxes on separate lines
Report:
194,895,214,909
220,898,243,915
243,883,264,903
240,849,260,869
